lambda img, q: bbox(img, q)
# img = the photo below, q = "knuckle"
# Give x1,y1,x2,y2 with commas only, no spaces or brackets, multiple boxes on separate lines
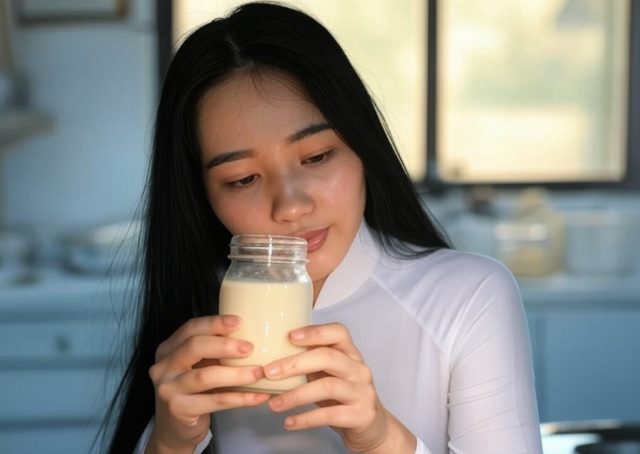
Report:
184,317,199,331
148,364,159,382
184,336,201,355
155,342,168,362
221,337,237,354
308,325,324,339
181,318,203,338
241,367,257,383
321,377,339,395
191,368,208,386
243,393,258,405
331,322,349,338
155,382,172,401
362,385,377,404
357,364,373,384
332,321,346,331
166,397,183,417
327,404,346,421
211,392,232,409
322,346,338,361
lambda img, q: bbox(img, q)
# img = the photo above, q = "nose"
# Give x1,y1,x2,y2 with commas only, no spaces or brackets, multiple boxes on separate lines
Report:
270,174,314,223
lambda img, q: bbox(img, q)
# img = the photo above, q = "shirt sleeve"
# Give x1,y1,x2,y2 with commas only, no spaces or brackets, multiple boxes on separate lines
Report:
133,416,213,454
446,260,543,453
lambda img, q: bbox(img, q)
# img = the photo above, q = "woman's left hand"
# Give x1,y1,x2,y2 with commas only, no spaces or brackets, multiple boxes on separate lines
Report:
264,323,416,454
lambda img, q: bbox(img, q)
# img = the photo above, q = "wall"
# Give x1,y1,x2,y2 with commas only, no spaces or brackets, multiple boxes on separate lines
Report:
2,0,156,261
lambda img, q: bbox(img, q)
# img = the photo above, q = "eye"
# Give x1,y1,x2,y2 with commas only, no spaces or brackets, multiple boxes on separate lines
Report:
228,174,257,188
302,149,333,165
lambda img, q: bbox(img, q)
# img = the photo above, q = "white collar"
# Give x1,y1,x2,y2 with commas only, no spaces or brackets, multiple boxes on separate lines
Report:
314,222,381,310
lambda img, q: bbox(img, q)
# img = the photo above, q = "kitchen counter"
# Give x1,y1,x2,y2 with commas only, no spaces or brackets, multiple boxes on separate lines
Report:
0,268,134,454
0,267,134,315
1,264,638,311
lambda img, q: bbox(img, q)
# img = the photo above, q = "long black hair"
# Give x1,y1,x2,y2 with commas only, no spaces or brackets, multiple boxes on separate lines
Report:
104,2,449,452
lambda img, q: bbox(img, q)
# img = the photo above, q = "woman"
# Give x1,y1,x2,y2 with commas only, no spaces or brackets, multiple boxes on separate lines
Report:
105,2,543,453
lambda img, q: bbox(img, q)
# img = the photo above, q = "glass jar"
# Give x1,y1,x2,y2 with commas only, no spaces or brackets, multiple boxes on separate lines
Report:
219,235,312,394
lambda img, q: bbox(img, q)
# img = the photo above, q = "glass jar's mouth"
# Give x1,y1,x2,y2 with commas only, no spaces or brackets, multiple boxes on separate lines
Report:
228,234,308,263
230,234,307,247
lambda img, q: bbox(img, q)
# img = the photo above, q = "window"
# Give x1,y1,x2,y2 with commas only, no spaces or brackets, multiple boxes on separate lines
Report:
435,0,631,185
165,0,636,188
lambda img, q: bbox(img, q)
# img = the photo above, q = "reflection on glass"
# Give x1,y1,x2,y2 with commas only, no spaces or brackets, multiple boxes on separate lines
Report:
174,0,426,180
438,0,629,183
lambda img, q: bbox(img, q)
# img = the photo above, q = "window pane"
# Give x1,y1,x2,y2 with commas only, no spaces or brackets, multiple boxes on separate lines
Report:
438,0,630,183
173,0,427,180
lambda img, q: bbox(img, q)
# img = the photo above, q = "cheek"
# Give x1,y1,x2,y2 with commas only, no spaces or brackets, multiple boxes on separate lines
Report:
208,193,251,234
326,160,365,209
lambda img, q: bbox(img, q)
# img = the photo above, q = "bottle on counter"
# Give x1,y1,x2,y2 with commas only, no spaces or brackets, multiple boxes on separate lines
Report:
494,188,565,278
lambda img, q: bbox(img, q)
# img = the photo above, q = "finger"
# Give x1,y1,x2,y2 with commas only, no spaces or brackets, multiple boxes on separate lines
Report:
289,323,363,361
150,335,253,381
281,404,362,431
171,365,265,395
264,347,372,383
268,376,362,412
167,391,271,421
156,315,243,361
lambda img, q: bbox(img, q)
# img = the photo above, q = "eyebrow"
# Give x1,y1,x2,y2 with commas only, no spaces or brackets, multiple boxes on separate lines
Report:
286,122,332,143
206,149,251,169
205,122,332,170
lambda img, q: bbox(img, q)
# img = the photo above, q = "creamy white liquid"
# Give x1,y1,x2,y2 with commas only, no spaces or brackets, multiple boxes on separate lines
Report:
219,279,312,393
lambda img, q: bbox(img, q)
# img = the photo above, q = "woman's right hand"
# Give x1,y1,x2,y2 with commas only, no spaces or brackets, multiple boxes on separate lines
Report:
146,314,270,454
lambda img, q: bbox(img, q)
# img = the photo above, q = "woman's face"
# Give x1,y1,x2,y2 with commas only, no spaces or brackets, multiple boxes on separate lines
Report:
198,71,366,295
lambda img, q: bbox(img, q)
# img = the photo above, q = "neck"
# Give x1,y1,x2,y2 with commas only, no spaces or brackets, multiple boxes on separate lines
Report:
312,277,326,306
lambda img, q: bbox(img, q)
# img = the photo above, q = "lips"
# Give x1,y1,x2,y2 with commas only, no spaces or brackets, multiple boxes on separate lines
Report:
295,228,328,253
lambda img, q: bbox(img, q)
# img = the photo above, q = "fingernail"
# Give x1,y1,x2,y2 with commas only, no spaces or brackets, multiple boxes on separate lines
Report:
237,342,252,353
284,416,295,428
290,329,305,341
270,396,283,409
253,367,264,379
265,365,281,378
222,315,240,327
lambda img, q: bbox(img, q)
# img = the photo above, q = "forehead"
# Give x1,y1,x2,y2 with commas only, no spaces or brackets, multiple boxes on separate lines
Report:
198,71,326,144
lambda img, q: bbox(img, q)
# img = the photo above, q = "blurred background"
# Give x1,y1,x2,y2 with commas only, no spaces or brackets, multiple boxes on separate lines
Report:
0,0,638,452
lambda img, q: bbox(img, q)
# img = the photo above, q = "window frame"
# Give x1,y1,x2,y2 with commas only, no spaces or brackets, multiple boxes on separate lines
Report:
156,0,173,87
420,0,640,194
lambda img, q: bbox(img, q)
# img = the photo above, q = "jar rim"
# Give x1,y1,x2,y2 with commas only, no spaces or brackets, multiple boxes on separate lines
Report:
228,234,308,263
230,234,307,247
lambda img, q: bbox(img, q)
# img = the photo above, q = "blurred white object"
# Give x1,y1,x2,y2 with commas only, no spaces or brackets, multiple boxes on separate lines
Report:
495,188,565,277
565,210,640,276
61,220,142,274
541,433,600,454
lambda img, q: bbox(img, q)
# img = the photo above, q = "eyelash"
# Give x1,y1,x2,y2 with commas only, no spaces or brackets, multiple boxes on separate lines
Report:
227,175,257,188
225,150,335,189
302,149,334,164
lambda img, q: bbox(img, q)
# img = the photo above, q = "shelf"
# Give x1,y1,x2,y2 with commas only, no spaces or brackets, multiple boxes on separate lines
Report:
0,110,52,148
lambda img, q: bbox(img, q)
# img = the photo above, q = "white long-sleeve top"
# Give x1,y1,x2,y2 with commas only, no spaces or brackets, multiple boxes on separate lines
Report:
135,223,543,453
